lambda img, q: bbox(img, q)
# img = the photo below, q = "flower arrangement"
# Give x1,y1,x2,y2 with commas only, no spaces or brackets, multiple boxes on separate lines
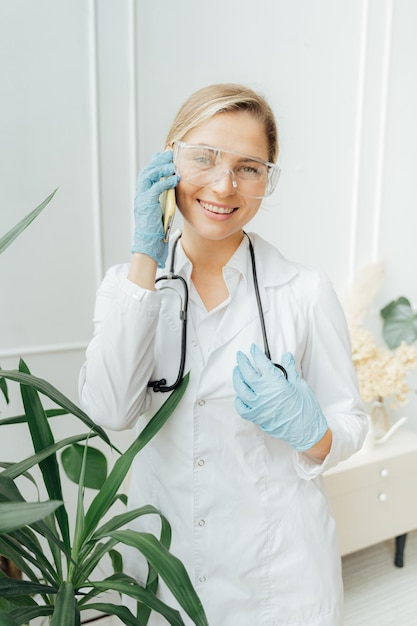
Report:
350,325,417,407
344,264,417,412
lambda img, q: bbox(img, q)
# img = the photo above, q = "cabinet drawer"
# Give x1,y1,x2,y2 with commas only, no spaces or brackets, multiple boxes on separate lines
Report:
324,449,417,498
329,473,417,555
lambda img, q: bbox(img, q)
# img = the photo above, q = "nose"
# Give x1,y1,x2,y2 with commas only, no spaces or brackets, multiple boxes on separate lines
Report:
210,169,238,195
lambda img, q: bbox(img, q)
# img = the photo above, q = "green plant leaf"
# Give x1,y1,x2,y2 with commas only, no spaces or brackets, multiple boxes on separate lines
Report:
72,538,119,588
17,360,70,555
88,575,186,626
92,505,171,546
82,373,189,543
0,502,62,534
7,605,54,624
0,537,42,589
0,529,58,588
0,369,114,449
0,373,9,405
108,548,123,574
79,602,140,626
381,296,417,348
0,578,56,597
0,189,57,256
0,609,19,625
111,531,208,626
0,408,67,426
1,433,94,481
49,581,79,626
61,443,107,490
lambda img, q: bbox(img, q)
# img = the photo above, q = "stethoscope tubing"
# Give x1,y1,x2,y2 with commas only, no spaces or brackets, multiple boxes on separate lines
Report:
148,232,287,392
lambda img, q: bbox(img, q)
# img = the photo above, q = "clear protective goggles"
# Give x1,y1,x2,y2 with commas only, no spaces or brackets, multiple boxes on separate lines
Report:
172,141,281,199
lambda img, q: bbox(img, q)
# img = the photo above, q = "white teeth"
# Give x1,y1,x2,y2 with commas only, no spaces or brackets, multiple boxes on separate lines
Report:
200,201,235,214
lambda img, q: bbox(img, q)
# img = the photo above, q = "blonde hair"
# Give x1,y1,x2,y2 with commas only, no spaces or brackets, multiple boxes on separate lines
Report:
166,83,278,163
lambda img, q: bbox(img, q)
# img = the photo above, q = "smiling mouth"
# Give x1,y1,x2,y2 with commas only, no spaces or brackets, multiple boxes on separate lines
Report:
199,200,237,215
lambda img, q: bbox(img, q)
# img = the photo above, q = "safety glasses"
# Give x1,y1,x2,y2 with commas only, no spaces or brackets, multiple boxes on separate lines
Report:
173,142,281,199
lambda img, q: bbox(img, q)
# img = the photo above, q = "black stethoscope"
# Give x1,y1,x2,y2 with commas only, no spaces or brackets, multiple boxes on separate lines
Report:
148,232,288,392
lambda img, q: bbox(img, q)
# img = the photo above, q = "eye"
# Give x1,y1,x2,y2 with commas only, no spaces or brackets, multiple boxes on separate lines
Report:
236,163,267,179
188,148,217,168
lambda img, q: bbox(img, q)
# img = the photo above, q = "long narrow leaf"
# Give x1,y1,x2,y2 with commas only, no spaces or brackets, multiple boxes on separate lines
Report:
0,501,62,534
0,610,19,625
0,476,69,563
89,576,185,626
0,374,9,404
0,189,57,255
7,605,53,624
0,463,39,497
0,408,67,426
18,359,70,555
83,373,189,542
111,531,208,626
1,433,95,480
0,578,56,597
49,581,79,626
67,438,89,581
72,538,119,589
0,369,113,448
79,602,140,626
0,540,41,589
0,532,58,587
92,505,171,546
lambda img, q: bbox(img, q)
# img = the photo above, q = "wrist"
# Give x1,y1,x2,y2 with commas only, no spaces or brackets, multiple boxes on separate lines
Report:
302,428,332,463
128,253,158,290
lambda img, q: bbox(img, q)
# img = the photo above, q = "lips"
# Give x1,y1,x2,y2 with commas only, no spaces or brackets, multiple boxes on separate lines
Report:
199,200,237,215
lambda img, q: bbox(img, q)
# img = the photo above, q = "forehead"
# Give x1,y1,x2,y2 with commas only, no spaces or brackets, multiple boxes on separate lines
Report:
183,111,269,161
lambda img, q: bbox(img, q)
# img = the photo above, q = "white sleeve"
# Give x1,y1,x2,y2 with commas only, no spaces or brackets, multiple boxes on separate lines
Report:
292,273,368,479
78,265,162,431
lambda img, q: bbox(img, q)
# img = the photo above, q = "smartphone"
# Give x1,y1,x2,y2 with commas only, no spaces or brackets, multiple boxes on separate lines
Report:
160,187,176,242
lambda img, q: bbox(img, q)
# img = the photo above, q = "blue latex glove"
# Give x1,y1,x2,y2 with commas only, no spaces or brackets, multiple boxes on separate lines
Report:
233,344,328,451
132,150,179,268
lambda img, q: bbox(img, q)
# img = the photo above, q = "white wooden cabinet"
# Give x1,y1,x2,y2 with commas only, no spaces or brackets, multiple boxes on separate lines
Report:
324,430,417,557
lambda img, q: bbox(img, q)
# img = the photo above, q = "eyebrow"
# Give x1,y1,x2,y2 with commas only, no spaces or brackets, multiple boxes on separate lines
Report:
190,143,269,164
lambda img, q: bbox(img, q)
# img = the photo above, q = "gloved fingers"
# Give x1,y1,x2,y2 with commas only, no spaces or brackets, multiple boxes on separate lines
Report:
234,396,255,420
281,352,300,384
136,149,174,185
137,162,177,194
235,350,261,385
232,366,257,403
250,343,286,380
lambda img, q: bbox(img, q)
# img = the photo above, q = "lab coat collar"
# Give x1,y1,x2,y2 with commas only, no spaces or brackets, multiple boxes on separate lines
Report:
164,230,298,290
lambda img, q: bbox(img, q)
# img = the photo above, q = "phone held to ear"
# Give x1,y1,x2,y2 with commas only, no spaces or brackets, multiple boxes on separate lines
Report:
160,187,176,242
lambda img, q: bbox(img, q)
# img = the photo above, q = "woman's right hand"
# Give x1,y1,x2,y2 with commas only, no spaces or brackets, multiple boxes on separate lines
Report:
131,150,179,268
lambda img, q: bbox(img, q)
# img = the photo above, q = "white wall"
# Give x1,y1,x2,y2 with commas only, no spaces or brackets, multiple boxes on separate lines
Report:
1,0,416,444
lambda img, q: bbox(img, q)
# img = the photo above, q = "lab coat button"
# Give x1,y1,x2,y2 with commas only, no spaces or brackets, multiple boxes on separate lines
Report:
199,576,207,583
198,400,205,407
198,519,205,527
192,340,198,347
197,459,205,467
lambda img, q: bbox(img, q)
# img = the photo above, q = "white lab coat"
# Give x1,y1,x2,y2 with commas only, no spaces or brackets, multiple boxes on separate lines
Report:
79,232,367,626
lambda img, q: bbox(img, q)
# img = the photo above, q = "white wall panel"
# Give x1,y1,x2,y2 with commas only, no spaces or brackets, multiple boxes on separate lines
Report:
0,0,99,357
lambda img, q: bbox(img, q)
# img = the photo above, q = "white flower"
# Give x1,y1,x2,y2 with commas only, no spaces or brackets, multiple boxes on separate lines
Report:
350,326,417,406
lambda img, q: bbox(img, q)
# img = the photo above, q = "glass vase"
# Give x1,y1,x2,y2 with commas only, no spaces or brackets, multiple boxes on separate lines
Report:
371,396,389,438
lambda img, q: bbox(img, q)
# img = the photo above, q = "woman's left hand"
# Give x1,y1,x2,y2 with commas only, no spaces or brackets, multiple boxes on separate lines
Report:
233,344,328,451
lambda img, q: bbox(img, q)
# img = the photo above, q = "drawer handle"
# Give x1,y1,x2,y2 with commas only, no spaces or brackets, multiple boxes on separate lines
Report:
378,492,388,502
380,468,389,479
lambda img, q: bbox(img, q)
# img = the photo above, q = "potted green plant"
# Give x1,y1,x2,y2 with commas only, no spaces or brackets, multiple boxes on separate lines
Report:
0,195,208,625
381,296,417,349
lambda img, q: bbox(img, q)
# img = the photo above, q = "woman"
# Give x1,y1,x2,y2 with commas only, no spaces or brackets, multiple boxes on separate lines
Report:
79,83,367,625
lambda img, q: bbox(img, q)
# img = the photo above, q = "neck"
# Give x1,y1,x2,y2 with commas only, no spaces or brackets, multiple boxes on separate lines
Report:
180,229,245,272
